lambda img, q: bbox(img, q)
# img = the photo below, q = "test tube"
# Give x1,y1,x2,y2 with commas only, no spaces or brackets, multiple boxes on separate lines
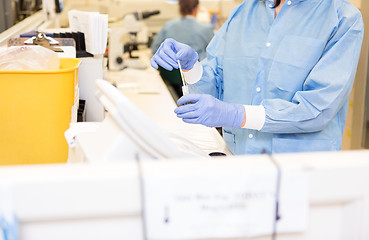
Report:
177,60,189,95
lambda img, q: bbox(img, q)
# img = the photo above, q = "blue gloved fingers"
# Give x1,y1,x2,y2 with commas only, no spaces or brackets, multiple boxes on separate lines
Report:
171,40,198,70
176,94,202,106
159,49,177,68
150,57,159,69
176,110,201,119
150,38,179,71
151,38,198,71
182,117,201,125
174,103,198,115
175,99,205,116
157,42,178,69
151,54,174,71
160,43,178,67
175,51,198,70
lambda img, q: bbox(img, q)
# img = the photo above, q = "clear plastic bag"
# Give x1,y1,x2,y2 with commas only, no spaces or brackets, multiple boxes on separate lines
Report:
0,46,59,70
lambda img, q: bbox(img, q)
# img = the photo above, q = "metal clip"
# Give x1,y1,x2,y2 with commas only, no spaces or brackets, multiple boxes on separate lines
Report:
24,32,64,52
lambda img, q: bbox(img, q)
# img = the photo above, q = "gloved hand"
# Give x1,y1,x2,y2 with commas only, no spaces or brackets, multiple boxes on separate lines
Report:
151,38,199,71
174,94,245,128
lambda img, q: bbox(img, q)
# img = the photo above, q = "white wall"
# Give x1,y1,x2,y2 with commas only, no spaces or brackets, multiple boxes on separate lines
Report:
60,0,239,30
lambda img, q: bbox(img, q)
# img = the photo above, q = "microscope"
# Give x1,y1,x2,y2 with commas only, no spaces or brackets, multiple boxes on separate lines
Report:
108,10,160,71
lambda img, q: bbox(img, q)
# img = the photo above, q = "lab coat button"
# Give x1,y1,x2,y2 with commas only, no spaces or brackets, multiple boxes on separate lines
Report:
256,87,261,92
268,4,273,8
287,1,292,5
249,134,253,139
266,42,271,47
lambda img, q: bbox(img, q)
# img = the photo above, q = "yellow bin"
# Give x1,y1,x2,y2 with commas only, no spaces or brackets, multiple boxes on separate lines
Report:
0,58,81,165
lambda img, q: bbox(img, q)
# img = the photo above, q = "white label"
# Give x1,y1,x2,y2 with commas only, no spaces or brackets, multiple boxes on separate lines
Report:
143,165,309,239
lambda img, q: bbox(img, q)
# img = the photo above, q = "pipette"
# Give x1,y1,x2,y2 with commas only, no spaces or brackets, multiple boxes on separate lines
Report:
177,60,189,95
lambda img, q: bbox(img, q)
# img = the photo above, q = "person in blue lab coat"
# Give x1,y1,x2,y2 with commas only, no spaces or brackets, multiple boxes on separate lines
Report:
151,0,365,155
151,0,214,97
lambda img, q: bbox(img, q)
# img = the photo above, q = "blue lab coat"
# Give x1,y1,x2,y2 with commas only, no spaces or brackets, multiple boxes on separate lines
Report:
190,0,364,154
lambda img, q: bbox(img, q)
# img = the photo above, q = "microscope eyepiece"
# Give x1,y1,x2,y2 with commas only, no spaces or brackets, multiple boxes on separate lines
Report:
133,10,161,20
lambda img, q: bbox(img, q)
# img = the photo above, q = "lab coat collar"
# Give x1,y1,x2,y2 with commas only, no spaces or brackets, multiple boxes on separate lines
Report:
264,0,307,7
183,15,196,20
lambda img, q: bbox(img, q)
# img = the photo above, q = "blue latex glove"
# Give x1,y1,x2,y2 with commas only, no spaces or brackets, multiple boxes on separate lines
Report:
151,38,199,71
174,94,245,128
